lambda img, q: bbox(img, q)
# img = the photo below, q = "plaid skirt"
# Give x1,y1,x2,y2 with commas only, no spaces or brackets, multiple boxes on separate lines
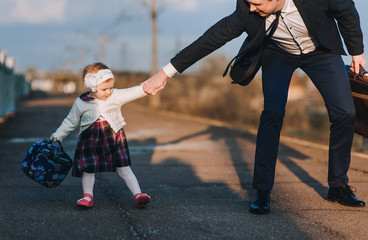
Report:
72,120,131,177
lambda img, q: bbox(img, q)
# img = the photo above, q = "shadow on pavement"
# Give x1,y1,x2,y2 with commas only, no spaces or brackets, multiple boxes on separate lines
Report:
0,93,332,239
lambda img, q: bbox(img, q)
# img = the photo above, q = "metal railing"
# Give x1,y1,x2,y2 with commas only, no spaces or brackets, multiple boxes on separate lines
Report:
0,63,30,120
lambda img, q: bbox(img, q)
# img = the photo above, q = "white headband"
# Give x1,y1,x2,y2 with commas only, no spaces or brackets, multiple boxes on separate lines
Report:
84,69,115,92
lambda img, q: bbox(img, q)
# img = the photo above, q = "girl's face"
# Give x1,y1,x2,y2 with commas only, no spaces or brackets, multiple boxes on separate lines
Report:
92,78,115,101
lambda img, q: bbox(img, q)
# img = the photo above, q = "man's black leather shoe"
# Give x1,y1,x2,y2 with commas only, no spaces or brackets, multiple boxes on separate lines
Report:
250,190,270,214
327,185,365,207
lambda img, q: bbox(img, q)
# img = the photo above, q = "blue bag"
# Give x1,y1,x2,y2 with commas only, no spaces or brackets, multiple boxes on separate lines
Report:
22,139,72,188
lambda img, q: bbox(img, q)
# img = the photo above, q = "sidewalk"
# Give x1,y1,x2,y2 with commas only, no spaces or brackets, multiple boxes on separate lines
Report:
1,92,367,240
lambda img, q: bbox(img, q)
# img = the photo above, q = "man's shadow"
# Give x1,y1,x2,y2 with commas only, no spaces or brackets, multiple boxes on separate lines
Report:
151,125,328,199
125,137,252,206
123,136,316,238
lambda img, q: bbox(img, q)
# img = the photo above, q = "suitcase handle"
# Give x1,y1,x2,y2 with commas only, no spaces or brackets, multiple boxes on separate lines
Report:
358,65,367,76
350,66,368,80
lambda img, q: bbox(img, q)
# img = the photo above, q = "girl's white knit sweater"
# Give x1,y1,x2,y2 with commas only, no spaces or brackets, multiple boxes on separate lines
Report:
52,85,146,142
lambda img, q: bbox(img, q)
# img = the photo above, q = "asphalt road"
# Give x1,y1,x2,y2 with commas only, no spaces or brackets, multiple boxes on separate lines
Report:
1,93,367,240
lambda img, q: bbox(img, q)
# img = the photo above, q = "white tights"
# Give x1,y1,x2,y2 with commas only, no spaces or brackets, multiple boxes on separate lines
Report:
116,166,141,195
81,166,141,200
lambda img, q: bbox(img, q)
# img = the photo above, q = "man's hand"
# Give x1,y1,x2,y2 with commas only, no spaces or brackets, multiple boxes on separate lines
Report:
141,69,168,95
351,54,367,73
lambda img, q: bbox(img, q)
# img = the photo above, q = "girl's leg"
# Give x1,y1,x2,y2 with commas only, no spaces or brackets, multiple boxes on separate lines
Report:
80,172,95,201
116,166,141,195
117,166,151,208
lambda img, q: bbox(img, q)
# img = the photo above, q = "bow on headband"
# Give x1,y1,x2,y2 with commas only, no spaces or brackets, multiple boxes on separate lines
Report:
84,69,115,92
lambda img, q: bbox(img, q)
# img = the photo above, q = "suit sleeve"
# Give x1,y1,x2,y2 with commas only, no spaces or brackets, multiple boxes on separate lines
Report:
330,0,364,55
170,1,247,73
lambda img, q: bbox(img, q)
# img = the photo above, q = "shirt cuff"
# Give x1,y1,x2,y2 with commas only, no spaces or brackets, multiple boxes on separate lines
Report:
162,63,178,78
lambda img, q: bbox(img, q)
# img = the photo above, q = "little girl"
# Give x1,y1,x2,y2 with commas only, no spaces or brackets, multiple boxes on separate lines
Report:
51,62,150,208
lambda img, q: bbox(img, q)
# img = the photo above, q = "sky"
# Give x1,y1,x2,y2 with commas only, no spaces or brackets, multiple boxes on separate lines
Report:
1,0,368,74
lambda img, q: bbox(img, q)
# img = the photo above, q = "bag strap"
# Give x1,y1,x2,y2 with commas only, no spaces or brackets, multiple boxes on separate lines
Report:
48,139,65,152
223,11,281,77
263,11,281,47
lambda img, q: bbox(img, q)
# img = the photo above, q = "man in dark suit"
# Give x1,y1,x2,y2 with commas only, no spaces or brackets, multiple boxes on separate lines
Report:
142,0,366,214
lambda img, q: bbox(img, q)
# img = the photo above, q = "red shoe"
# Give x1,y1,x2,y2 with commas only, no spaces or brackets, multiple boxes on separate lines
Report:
77,193,93,208
134,193,150,208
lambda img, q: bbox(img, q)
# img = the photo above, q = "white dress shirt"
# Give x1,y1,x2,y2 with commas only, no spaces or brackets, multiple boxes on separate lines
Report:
266,0,318,55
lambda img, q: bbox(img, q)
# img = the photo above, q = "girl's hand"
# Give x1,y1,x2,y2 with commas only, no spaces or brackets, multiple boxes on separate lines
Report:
50,135,58,143
141,69,168,95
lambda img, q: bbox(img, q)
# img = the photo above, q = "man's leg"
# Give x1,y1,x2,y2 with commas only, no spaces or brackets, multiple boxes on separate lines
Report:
250,44,297,214
302,52,365,207
302,52,354,187
253,45,297,191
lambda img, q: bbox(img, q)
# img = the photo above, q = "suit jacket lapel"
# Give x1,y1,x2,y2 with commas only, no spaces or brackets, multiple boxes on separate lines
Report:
292,0,317,39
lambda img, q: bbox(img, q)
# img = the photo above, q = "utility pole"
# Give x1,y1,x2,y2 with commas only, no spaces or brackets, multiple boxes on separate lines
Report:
100,34,107,64
150,0,158,76
148,0,160,107
100,34,117,65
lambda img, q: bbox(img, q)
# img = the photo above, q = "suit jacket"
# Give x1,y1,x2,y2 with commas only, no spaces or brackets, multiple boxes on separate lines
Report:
171,0,364,73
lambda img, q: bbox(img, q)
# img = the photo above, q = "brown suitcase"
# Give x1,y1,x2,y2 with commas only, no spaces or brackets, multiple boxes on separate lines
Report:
348,67,368,138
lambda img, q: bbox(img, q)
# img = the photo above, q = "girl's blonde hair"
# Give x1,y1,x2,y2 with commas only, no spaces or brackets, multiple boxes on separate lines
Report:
82,62,110,80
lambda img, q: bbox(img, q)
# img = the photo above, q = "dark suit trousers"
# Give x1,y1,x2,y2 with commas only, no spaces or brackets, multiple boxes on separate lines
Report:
253,43,356,191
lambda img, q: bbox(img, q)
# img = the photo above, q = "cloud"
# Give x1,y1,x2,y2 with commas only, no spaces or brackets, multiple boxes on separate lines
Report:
162,0,234,12
162,0,199,11
0,0,66,25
